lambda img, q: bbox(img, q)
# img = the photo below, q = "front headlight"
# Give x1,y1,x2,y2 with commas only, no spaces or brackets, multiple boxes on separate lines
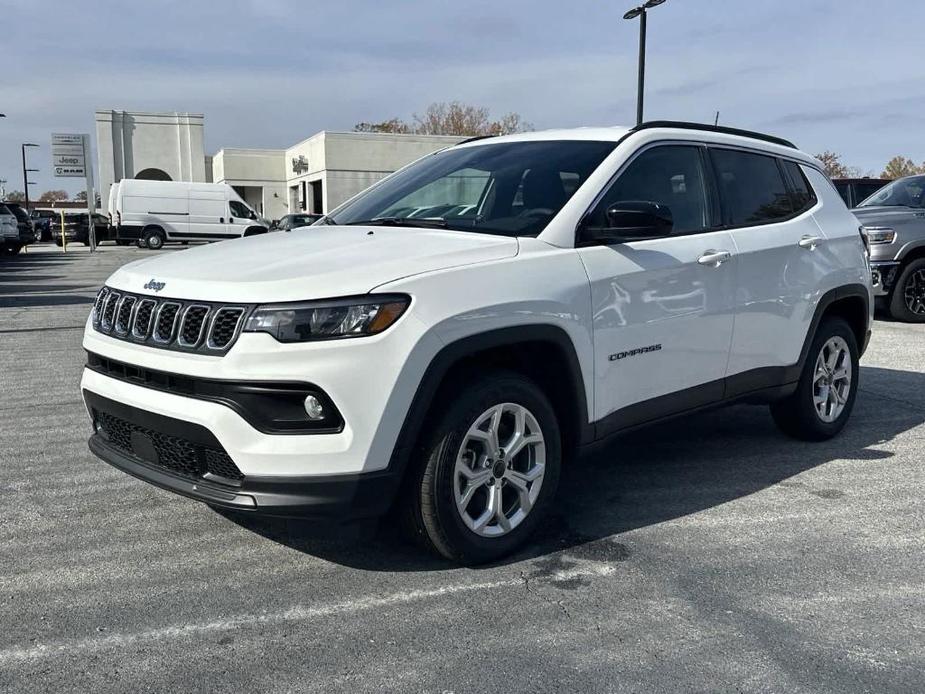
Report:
243,294,410,343
862,226,896,245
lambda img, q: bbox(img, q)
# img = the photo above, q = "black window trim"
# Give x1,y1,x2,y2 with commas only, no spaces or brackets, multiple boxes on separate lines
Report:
707,144,822,231
576,140,725,246
574,138,826,246
780,158,818,216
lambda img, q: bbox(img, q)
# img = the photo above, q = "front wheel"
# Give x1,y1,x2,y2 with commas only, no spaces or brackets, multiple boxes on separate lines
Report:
771,317,859,441
142,228,165,250
889,258,925,323
402,370,561,564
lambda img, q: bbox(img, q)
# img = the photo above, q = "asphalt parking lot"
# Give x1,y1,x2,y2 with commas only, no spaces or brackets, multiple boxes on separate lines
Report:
1,244,923,693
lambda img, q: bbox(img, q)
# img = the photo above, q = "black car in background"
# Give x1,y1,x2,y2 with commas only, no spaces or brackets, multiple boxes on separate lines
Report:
52,213,112,246
1,202,37,244
833,178,891,208
271,213,323,231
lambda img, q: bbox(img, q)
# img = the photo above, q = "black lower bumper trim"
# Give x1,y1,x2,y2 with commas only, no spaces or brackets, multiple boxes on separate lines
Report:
90,434,399,519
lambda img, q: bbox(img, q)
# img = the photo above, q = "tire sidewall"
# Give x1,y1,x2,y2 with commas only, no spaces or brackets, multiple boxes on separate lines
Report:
797,318,860,437
889,258,925,323
422,374,561,563
144,229,165,250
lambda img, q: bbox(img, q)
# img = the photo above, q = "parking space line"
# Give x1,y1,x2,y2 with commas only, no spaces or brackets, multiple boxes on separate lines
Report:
0,561,615,665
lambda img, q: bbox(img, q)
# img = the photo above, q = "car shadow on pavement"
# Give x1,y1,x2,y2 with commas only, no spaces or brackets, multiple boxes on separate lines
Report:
220,366,925,572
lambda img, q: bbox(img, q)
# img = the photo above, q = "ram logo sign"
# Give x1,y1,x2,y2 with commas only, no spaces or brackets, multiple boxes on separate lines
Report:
291,155,309,175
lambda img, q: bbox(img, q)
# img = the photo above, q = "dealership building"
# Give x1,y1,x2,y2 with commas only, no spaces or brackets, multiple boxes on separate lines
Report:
95,110,462,219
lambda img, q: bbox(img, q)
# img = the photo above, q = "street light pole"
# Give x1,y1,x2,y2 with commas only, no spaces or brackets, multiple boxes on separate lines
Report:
623,0,667,126
21,143,39,212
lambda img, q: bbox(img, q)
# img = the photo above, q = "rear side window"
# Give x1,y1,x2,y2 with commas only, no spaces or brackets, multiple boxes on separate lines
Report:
711,149,793,225
782,161,817,213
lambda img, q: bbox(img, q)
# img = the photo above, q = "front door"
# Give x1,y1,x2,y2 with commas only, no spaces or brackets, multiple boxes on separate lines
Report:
576,143,737,433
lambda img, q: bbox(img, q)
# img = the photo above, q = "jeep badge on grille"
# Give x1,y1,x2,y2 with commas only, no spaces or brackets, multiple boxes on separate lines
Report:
144,279,166,292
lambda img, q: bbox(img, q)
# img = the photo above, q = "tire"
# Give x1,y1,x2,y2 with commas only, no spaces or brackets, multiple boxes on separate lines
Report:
888,258,925,323
402,370,561,564
142,228,165,250
2,243,22,256
55,239,63,247
771,317,859,441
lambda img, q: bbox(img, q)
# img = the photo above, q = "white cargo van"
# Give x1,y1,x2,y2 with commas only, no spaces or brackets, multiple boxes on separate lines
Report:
111,180,269,249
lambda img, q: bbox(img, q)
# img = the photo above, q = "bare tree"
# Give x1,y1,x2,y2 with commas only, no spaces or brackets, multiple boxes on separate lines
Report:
355,101,533,137
38,190,69,203
353,118,412,134
4,190,26,202
881,155,924,180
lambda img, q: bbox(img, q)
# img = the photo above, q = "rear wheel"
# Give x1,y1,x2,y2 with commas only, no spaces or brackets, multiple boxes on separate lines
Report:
142,228,165,250
888,258,925,323
771,317,859,440
402,370,561,564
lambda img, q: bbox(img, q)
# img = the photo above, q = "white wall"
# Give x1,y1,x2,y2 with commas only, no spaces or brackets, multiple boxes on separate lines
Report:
95,110,206,204
212,148,288,220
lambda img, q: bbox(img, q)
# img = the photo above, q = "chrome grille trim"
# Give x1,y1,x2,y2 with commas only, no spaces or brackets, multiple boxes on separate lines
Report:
91,287,253,355
93,287,109,325
206,307,246,351
132,299,157,340
177,305,210,348
114,296,136,335
153,302,181,343
101,292,120,331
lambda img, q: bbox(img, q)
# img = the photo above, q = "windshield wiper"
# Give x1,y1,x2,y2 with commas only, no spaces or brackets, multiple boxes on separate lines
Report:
343,217,448,228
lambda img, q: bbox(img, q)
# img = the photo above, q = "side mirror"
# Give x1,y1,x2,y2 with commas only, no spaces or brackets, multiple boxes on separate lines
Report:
583,201,673,243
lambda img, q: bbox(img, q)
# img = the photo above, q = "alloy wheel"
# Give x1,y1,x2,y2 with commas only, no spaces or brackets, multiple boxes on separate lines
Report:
453,403,546,538
903,269,925,315
812,336,852,423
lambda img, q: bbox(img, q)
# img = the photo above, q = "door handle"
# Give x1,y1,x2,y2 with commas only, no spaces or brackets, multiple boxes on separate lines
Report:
697,250,732,267
219,217,224,223
798,235,823,250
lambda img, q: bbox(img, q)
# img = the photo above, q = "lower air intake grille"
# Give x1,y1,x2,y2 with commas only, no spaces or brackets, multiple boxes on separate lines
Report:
94,410,244,482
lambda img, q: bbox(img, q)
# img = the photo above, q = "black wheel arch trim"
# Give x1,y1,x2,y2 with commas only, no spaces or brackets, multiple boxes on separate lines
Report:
387,324,593,481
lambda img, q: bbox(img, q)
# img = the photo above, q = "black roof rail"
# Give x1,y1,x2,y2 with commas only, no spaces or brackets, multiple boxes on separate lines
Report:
630,120,797,149
455,134,497,146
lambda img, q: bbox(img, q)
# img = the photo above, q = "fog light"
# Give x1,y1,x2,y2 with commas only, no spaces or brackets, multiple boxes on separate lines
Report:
303,394,326,421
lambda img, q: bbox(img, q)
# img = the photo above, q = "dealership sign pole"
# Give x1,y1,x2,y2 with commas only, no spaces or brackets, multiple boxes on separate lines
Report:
51,133,96,251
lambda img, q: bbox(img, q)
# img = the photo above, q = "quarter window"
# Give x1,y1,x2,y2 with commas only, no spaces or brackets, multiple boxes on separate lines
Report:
711,149,793,225
782,160,817,213
587,145,713,234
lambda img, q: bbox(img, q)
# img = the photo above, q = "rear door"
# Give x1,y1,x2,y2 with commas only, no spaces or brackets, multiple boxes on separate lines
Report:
713,149,826,392
577,143,737,432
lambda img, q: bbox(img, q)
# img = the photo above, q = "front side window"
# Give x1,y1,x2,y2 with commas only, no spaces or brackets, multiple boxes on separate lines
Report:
229,201,252,218
857,175,925,208
327,140,616,237
585,145,713,235
712,149,793,225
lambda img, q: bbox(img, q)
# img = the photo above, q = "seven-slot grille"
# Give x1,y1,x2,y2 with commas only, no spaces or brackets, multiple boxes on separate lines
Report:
92,287,251,354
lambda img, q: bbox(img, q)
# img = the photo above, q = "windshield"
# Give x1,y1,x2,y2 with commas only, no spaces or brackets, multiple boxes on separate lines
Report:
858,175,925,208
327,140,616,237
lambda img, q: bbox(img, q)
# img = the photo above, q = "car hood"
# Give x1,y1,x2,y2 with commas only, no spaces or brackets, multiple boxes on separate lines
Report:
106,226,519,302
852,206,914,223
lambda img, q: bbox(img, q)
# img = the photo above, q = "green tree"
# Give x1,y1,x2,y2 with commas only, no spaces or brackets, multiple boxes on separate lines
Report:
880,155,924,179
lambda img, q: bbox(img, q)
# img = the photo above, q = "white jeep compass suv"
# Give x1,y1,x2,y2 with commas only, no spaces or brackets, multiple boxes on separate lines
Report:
82,121,872,563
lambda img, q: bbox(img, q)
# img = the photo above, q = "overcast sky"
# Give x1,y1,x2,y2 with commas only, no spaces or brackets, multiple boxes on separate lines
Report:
1,0,923,197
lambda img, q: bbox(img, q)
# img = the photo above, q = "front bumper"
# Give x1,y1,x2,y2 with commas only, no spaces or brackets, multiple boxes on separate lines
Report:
85,390,398,519
870,261,901,297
